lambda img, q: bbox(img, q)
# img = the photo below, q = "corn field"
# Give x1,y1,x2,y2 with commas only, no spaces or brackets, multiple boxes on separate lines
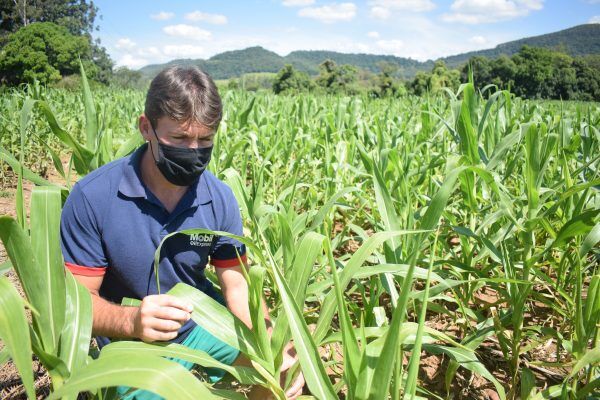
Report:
0,68,599,400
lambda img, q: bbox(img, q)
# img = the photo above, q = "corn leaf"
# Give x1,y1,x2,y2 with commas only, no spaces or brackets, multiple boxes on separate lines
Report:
100,341,266,386
48,353,220,400
568,346,600,379
30,185,66,353
59,269,93,373
270,250,338,400
423,344,506,400
314,231,428,345
0,276,36,400
167,283,263,365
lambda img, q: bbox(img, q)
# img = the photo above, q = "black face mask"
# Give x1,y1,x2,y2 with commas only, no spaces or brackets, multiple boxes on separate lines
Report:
149,126,212,187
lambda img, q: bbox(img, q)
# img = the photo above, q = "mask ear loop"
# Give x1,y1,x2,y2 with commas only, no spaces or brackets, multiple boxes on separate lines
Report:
148,123,161,163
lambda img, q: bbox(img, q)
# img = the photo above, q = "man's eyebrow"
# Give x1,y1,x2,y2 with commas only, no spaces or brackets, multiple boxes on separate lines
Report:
169,130,215,139
168,129,189,136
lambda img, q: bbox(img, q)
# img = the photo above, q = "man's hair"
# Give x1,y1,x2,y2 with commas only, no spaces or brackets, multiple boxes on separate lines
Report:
144,66,222,132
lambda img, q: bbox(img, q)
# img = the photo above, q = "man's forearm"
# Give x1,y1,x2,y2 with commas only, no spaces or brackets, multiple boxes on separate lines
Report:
90,292,138,338
223,284,272,334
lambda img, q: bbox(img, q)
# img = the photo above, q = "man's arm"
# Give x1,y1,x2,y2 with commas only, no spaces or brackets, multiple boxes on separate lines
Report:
72,274,193,342
215,264,271,332
216,264,305,399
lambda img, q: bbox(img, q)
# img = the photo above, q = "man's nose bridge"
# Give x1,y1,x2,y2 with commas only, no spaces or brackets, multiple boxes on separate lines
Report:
188,137,201,149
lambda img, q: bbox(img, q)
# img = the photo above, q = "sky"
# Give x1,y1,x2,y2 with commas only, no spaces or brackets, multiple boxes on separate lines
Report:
92,0,600,69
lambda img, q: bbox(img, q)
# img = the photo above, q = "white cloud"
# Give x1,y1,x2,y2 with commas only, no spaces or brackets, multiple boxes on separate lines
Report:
163,24,212,40
369,0,436,12
163,45,206,58
282,0,315,6
115,44,205,68
115,38,136,50
117,54,149,69
298,3,357,23
184,11,228,25
137,46,162,58
317,40,371,53
590,15,600,23
367,31,380,38
375,39,404,55
151,11,174,21
469,35,487,44
370,6,390,19
442,0,544,24
357,43,370,52
369,0,435,19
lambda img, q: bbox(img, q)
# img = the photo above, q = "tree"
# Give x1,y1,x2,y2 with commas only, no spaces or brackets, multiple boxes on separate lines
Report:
513,45,557,98
91,39,113,84
512,45,580,99
0,0,98,37
373,61,404,98
409,61,459,96
272,64,312,94
489,55,516,89
0,21,96,85
458,48,599,100
462,56,492,88
430,60,460,92
315,59,359,94
573,57,600,101
408,71,431,96
549,51,577,99
111,66,145,89
0,1,113,83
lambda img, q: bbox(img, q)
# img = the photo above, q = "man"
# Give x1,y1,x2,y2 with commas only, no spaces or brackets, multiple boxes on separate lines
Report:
60,66,305,399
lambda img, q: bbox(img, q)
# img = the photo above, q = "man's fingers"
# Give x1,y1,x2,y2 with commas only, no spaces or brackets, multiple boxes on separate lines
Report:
152,295,193,312
285,373,305,399
141,329,179,342
153,306,191,323
149,317,184,332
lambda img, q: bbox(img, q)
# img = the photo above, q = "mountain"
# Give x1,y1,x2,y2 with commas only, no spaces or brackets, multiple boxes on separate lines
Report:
285,50,432,78
138,24,600,80
441,24,600,68
139,46,428,80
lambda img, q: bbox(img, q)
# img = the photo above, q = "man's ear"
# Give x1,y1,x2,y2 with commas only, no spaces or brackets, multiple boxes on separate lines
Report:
139,115,152,141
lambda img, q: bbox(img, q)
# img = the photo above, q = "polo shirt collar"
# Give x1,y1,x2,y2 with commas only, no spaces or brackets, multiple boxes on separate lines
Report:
118,143,212,206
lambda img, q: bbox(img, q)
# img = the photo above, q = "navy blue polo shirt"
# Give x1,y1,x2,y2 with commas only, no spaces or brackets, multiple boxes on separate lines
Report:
60,143,246,347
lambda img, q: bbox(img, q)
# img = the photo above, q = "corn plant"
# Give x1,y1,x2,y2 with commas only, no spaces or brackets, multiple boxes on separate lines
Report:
1,75,599,399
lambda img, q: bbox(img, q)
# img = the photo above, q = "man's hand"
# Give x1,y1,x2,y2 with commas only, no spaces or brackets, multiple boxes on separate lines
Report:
133,294,193,342
281,341,305,399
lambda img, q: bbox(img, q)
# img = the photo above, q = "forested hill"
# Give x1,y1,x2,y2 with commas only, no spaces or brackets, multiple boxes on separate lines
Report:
138,24,600,80
283,50,431,78
139,46,432,80
441,24,600,68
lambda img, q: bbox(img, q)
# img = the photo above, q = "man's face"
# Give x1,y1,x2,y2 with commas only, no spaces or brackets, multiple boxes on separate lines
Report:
140,115,215,160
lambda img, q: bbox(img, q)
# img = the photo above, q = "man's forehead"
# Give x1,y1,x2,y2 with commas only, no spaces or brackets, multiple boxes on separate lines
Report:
158,117,214,136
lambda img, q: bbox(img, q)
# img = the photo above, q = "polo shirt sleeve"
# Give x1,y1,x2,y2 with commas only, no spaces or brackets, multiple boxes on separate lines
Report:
60,184,108,276
209,188,247,269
